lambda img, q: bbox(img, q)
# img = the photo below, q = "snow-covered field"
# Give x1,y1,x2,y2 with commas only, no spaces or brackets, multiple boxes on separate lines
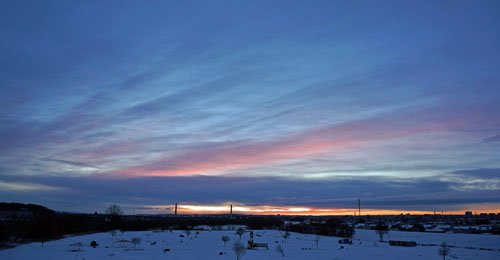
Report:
1,228,499,259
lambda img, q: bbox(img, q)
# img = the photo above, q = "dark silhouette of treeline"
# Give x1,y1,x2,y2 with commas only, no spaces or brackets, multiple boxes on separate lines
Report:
0,203,354,246
0,203,283,244
1,203,110,244
284,217,355,238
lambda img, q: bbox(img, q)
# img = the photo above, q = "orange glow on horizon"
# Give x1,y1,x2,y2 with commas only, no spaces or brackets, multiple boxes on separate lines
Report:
146,203,500,216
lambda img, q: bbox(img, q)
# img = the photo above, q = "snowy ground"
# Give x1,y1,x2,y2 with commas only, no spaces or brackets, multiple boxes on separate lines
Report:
1,228,499,259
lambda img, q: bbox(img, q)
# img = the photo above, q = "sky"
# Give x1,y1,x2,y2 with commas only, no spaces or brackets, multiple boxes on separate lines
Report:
1,0,499,215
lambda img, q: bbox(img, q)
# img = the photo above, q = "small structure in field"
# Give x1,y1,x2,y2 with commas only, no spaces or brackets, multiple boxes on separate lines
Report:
69,242,83,252
389,240,417,247
247,231,269,250
338,238,352,244
114,239,132,248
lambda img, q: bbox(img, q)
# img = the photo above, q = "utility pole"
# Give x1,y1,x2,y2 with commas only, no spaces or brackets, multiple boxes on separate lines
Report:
174,203,178,216
358,199,361,218
230,204,233,217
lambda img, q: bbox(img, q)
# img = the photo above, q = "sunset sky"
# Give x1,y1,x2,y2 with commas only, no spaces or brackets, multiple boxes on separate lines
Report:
1,1,499,215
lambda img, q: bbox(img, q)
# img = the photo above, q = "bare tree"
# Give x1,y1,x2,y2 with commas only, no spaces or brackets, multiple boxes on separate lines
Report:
375,223,389,242
105,204,123,229
438,242,451,260
283,231,291,242
314,236,320,249
236,227,245,240
276,244,285,257
105,204,123,216
222,235,230,247
131,237,141,248
232,241,246,260
376,229,388,242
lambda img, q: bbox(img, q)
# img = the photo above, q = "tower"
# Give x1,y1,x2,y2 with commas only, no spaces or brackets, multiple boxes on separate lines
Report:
358,199,361,217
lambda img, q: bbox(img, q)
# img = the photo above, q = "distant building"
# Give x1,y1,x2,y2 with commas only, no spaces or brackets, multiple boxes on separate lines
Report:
389,240,417,247
465,211,473,217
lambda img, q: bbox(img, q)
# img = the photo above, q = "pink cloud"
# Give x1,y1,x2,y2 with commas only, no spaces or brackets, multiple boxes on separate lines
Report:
103,112,455,178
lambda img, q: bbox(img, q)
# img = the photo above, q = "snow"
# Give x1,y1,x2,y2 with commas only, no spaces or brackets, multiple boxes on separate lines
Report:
1,229,499,259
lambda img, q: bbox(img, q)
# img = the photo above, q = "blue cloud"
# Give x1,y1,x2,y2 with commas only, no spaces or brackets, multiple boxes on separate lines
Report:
0,173,498,213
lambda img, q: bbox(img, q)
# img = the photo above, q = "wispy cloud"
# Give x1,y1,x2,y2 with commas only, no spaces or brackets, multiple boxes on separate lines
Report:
0,180,64,192
482,134,500,143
